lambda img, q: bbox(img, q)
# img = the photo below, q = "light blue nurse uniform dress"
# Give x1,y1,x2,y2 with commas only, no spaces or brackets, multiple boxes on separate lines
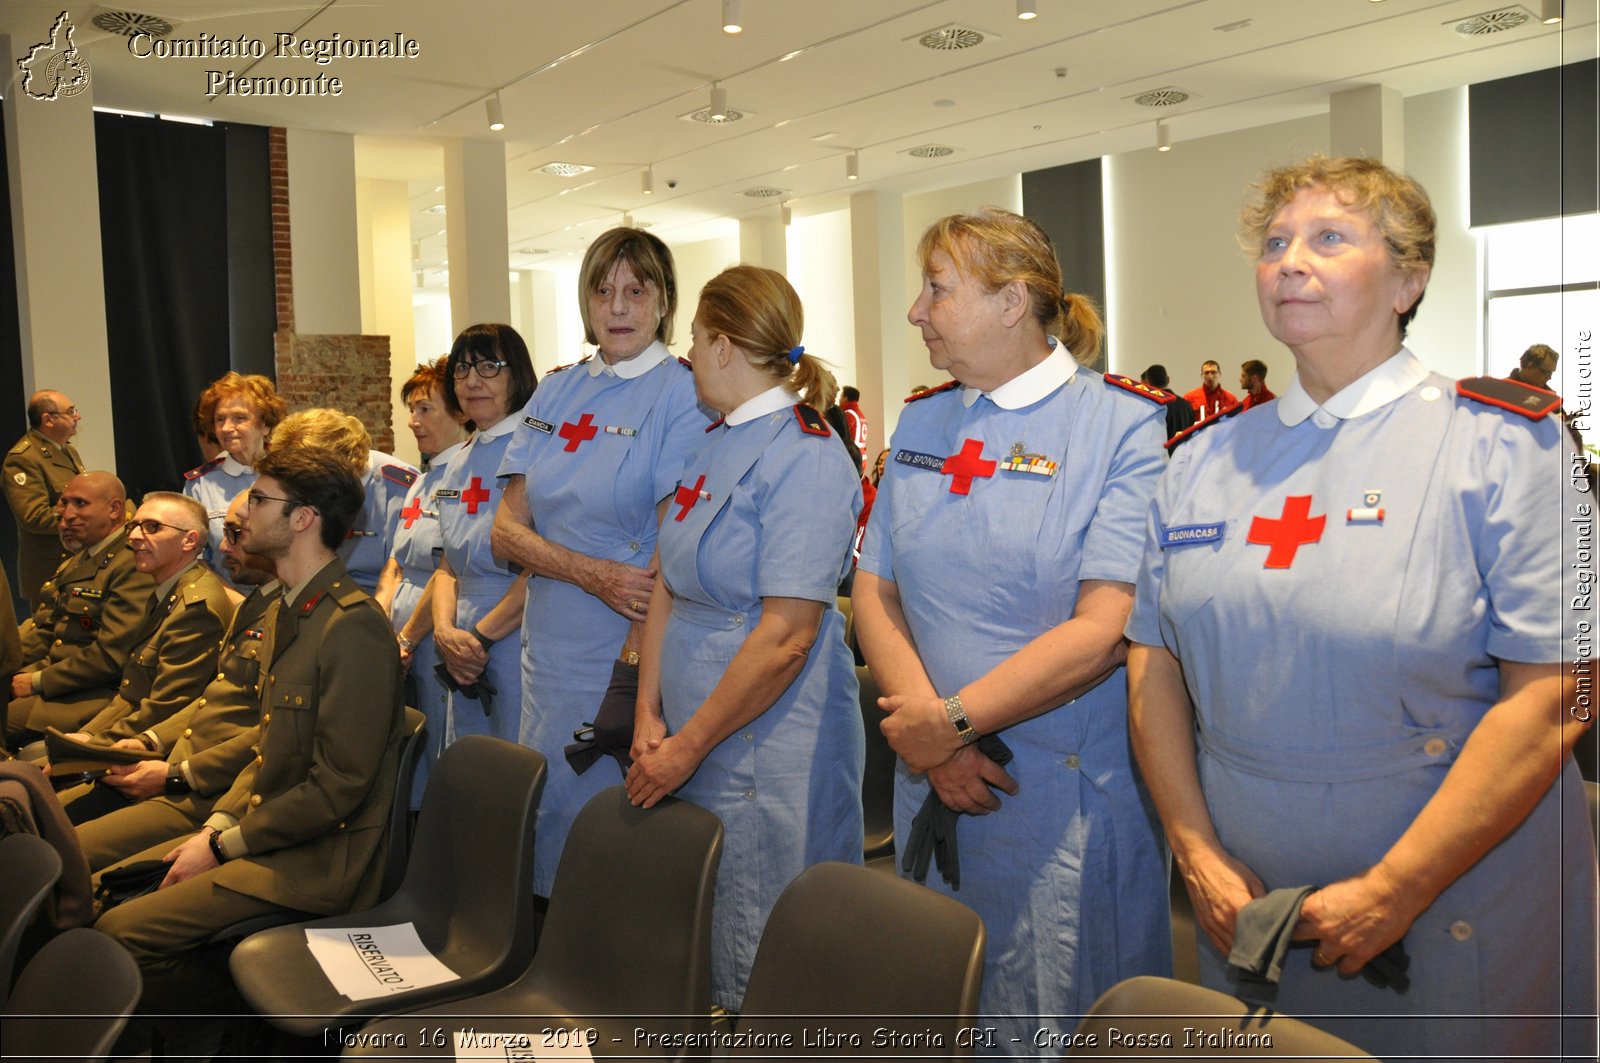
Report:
1126,349,1597,1059
498,342,705,896
858,346,1172,1050
435,419,522,747
340,451,418,594
658,386,865,1011
389,438,466,808
182,453,253,584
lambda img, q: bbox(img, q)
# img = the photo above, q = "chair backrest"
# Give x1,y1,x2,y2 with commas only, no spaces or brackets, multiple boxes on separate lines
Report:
398,736,547,969
0,833,62,1010
734,862,985,1059
1068,976,1377,1060
855,665,896,861
379,706,429,900
2,927,142,1063
524,787,723,1031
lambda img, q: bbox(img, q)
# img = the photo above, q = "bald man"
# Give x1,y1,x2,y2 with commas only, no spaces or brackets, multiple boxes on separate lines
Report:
4,390,85,610
7,472,156,748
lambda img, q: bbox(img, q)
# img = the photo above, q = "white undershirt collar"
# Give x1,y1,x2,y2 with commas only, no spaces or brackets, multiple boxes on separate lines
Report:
220,454,251,477
726,386,799,427
1276,346,1427,428
588,339,670,379
962,340,1078,409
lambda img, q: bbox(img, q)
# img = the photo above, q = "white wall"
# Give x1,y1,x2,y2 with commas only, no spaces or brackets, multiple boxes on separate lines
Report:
786,209,856,388
356,177,420,463
286,129,362,335
1401,87,1477,379
665,233,742,359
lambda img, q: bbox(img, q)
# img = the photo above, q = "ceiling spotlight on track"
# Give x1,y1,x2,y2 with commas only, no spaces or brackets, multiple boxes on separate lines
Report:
1156,119,1172,152
1541,0,1563,24
1017,0,1038,20
623,211,634,228
782,202,793,226
846,151,859,180
642,166,654,195
710,83,728,122
723,0,742,34
486,92,505,131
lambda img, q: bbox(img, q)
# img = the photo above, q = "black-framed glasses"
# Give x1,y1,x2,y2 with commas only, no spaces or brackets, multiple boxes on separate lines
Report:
222,523,243,544
126,518,188,537
453,359,509,379
246,490,304,511
44,406,78,419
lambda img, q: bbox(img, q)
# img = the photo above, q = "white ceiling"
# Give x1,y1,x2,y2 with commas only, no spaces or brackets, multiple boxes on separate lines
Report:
3,0,1594,284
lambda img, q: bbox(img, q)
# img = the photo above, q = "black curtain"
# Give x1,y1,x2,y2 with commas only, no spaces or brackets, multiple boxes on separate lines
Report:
0,110,26,613
95,113,273,501
1022,159,1108,372
1469,59,1598,226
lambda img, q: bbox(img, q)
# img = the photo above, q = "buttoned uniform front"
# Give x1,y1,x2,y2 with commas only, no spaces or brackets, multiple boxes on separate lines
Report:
659,387,865,1011
339,451,419,594
9,528,157,741
388,439,465,807
182,453,255,586
71,583,279,869
1126,349,1597,1060
3,427,83,607
498,341,704,896
94,559,404,1013
435,420,521,747
857,347,1173,1050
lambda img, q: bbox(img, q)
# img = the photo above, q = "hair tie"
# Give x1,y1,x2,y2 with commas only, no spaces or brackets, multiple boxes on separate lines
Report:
787,345,804,365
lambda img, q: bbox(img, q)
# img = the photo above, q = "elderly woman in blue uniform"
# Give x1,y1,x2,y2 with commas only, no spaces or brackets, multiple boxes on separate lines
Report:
182,372,286,584
492,228,704,899
1126,156,1596,1058
374,357,472,806
431,324,535,748
854,209,1171,1048
626,265,864,1011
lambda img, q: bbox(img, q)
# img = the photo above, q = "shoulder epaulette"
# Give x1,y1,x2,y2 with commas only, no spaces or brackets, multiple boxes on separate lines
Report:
10,438,30,455
331,580,369,607
904,381,961,404
1457,376,1562,420
546,358,585,376
381,464,418,488
1165,404,1242,453
793,404,831,438
676,356,693,370
1104,373,1175,405
704,416,726,433
184,456,225,481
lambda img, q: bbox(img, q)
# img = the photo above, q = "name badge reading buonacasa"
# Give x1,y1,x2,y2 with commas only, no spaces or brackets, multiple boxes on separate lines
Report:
1160,522,1224,549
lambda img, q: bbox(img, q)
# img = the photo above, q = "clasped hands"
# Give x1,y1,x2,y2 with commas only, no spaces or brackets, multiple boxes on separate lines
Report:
877,692,1017,814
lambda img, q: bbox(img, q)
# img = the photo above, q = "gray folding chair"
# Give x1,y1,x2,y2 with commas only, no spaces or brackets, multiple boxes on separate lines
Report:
2,927,142,1063
733,861,986,1059
0,833,62,1009
229,736,548,1036
343,786,724,1058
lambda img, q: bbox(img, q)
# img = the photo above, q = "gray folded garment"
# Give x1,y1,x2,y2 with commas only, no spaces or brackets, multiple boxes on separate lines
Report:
1228,885,1316,984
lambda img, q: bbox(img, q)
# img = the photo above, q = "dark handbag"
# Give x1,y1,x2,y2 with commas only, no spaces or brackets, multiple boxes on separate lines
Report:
93,858,168,915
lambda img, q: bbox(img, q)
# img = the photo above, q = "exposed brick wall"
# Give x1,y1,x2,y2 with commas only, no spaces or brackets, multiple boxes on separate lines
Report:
269,128,293,334
273,333,396,453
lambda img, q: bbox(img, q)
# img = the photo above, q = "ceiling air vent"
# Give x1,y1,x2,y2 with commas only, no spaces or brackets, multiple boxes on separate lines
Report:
1132,87,1190,108
741,187,788,198
91,10,173,37
1450,6,1533,35
538,162,594,177
905,144,956,158
917,26,986,51
517,248,551,256
681,107,747,124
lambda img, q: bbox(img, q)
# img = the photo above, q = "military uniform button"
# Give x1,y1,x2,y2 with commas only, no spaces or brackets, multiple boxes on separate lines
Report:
182,728,193,738
196,698,205,707
263,713,271,724
121,679,130,686
1450,920,1473,941
742,789,756,800
1424,738,1447,757
1065,754,1081,769
294,696,303,706
249,794,263,807
216,672,225,681
255,755,262,765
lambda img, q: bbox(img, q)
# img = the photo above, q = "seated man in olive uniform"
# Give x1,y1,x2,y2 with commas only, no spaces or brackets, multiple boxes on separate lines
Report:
7,472,156,748
48,494,233,820
69,492,279,867
95,447,405,1017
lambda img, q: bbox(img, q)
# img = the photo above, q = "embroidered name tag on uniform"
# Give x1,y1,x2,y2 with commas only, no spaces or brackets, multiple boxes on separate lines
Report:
894,449,946,472
1160,523,1225,548
434,489,462,500
523,416,554,434
999,443,1058,478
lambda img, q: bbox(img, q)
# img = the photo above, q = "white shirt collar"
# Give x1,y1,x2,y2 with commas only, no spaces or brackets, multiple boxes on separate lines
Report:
1276,346,1428,428
726,387,798,427
220,454,251,476
961,341,1078,410
587,340,670,379
476,413,518,440
426,438,469,470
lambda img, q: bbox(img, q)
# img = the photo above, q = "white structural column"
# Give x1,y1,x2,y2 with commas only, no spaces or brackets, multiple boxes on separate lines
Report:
442,138,511,332
287,128,362,335
1331,84,1404,170
738,215,787,274
357,176,420,461
2,23,115,468
849,190,908,456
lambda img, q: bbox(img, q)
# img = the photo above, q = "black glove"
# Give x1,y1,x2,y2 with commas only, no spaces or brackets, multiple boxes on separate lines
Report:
565,660,639,776
900,734,1013,891
434,663,496,716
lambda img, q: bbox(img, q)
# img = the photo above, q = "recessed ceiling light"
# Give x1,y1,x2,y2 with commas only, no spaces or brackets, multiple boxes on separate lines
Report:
905,144,957,158
810,131,838,142
1131,87,1191,107
91,10,173,36
741,186,789,198
1214,18,1252,32
517,248,551,256
933,98,956,108
914,25,988,51
681,104,748,124
1450,7,1532,35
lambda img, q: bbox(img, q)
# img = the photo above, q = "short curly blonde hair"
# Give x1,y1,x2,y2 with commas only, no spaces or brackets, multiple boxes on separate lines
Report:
269,408,371,475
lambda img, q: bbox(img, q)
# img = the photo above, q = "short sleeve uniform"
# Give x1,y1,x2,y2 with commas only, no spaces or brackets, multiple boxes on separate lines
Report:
182,454,254,584
389,439,466,808
1126,351,1597,1059
858,356,1172,1048
339,452,418,594
497,343,705,896
658,390,865,1011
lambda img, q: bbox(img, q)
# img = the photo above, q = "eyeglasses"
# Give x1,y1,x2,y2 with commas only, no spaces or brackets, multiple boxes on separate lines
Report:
44,406,78,419
222,523,243,543
453,359,510,380
126,518,188,537
246,490,304,511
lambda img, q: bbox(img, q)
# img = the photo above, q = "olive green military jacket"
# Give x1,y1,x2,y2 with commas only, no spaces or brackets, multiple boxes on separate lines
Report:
3,428,82,602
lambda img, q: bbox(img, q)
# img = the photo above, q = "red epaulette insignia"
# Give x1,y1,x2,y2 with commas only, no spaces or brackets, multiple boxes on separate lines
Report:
793,404,831,437
1165,404,1242,453
546,358,583,375
1456,376,1562,420
381,464,418,487
1105,373,1175,405
676,356,693,370
299,591,326,616
904,380,961,404
183,456,225,481
704,416,726,433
